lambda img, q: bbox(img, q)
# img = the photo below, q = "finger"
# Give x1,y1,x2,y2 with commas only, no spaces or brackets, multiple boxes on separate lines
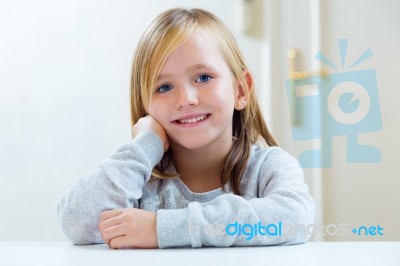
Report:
99,209,124,233
100,209,123,221
99,214,123,233
102,224,127,247
109,235,128,249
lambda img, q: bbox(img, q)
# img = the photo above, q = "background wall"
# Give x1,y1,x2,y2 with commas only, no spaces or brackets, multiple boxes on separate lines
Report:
277,0,400,241
0,0,267,241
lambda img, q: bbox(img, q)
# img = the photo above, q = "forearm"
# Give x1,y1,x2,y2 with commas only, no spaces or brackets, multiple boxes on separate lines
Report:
156,191,315,248
57,131,164,244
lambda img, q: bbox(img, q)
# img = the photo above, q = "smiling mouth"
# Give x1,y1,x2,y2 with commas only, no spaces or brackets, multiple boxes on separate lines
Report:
174,114,210,125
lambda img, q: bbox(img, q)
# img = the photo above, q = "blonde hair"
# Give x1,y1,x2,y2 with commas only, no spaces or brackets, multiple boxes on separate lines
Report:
130,8,277,195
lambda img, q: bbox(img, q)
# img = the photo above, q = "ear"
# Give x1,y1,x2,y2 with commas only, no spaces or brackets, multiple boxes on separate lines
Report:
234,70,253,110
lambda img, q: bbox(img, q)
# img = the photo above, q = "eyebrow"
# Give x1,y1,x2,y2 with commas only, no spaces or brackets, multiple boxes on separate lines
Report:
156,64,216,81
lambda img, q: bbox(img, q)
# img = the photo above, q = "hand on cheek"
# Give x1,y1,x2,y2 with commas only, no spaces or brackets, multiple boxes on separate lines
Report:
98,208,159,249
132,115,169,152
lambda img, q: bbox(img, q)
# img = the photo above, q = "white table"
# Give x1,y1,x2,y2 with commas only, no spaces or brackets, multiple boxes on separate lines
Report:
0,242,399,266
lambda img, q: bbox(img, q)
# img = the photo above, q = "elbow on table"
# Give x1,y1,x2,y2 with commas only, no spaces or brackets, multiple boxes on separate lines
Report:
57,205,103,245
286,197,316,245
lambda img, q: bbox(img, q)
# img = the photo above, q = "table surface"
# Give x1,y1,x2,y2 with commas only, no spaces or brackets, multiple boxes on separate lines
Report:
0,241,399,266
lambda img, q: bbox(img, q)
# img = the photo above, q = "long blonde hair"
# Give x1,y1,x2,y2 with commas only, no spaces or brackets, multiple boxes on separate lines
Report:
130,8,277,195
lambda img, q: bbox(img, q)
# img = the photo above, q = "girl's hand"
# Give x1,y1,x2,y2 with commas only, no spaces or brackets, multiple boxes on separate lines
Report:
99,208,159,249
132,115,169,151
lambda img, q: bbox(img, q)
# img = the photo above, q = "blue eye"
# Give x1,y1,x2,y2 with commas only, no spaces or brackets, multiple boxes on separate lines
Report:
196,74,212,83
156,84,173,93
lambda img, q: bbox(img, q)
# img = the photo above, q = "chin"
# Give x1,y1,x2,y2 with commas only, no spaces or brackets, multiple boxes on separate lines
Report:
170,136,212,151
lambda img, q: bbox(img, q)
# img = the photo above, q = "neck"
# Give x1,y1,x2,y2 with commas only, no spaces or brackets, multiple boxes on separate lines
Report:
171,138,232,193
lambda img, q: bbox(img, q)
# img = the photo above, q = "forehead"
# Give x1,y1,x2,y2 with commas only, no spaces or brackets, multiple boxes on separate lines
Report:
158,32,229,76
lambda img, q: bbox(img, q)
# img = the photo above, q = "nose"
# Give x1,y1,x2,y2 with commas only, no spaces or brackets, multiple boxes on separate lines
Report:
174,84,199,110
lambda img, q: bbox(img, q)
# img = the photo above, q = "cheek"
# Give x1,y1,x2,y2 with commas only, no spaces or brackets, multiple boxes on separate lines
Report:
147,100,169,124
211,85,236,110
217,78,236,100
208,94,235,122
147,101,160,119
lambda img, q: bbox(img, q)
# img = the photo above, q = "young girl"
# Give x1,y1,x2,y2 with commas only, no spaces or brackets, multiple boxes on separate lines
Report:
58,8,315,249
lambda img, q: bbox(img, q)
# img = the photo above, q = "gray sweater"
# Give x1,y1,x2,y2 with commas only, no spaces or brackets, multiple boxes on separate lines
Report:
58,131,315,248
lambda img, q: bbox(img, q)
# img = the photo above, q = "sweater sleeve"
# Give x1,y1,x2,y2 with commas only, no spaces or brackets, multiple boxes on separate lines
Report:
156,148,316,248
57,131,164,244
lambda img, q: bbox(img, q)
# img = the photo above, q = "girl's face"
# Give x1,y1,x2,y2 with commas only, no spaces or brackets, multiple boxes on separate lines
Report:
148,33,240,151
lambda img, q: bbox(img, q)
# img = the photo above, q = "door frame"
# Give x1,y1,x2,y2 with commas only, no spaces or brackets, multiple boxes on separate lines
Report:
262,0,324,241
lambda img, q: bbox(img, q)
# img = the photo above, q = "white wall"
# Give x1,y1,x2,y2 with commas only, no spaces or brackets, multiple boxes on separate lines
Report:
0,0,266,241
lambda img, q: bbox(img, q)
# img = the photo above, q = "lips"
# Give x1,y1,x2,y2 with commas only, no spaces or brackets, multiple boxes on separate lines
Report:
178,114,207,124
173,113,211,126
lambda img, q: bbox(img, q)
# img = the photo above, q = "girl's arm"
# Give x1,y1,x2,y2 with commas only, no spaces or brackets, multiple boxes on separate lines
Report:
57,130,164,245
156,148,316,248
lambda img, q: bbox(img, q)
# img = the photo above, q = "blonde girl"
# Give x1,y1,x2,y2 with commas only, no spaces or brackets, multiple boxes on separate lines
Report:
58,8,315,249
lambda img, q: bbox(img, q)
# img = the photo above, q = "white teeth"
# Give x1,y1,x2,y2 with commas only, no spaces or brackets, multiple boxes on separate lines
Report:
179,115,207,124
